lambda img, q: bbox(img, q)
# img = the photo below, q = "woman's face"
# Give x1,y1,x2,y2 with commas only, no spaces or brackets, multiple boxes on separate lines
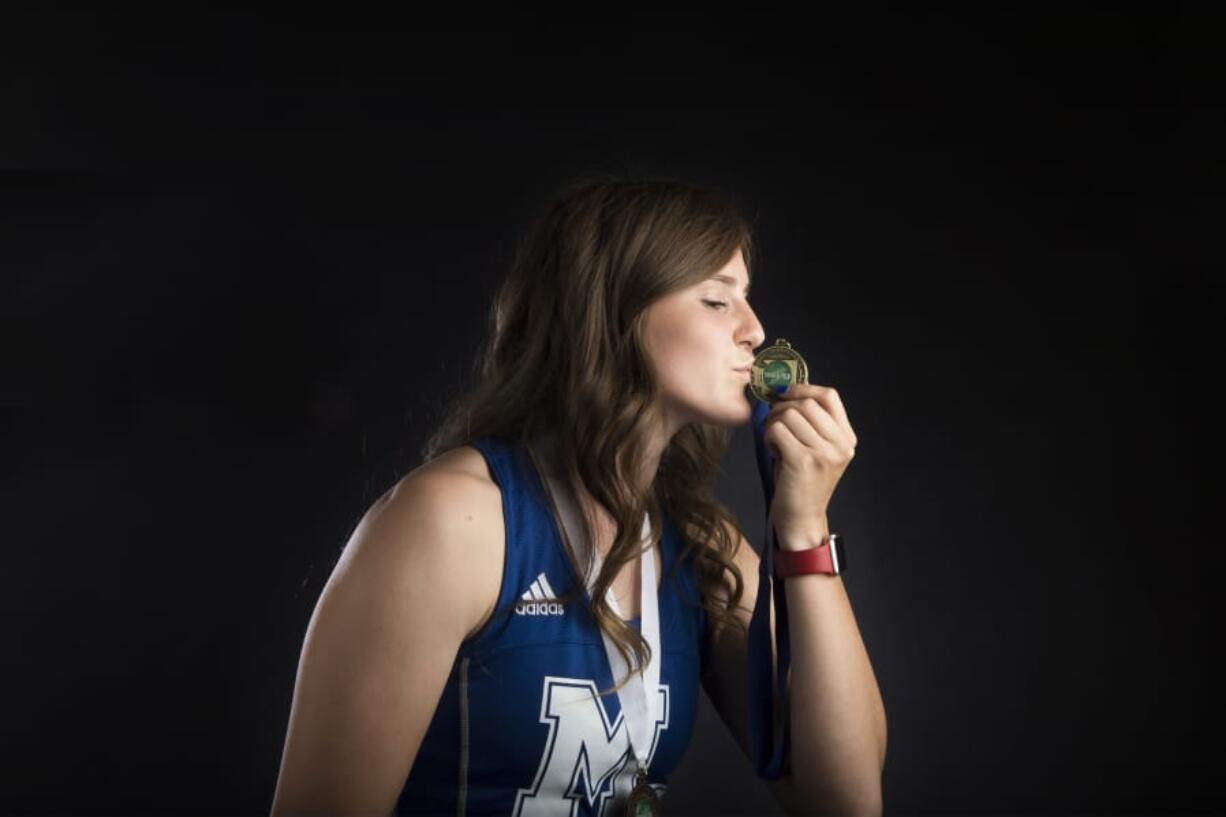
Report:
641,248,766,431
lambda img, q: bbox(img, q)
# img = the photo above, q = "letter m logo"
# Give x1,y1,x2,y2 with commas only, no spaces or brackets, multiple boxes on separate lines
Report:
513,676,670,816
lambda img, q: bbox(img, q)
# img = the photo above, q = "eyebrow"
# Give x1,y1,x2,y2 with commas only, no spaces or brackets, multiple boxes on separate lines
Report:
710,273,751,296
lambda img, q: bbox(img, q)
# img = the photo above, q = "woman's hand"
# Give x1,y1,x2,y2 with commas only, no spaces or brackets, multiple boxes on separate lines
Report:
763,383,858,549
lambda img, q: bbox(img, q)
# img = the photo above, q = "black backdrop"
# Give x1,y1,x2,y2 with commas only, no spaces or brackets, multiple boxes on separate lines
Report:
3,9,1222,816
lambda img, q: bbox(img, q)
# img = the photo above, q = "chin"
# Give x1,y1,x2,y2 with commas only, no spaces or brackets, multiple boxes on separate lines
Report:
665,385,754,430
693,397,754,428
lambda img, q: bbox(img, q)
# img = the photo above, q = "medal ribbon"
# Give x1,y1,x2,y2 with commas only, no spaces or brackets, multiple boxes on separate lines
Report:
589,514,660,777
540,467,661,789
748,397,791,779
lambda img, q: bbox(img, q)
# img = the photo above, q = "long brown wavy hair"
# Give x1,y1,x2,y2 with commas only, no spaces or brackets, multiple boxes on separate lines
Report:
421,171,759,697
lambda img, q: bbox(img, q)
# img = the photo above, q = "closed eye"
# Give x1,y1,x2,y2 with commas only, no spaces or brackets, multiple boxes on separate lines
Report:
702,299,729,310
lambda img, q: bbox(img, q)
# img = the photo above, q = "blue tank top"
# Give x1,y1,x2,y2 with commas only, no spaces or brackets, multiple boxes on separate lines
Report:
397,435,710,816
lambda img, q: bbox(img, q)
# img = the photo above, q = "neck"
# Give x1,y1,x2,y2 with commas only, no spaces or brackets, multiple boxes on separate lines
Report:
531,428,669,491
530,425,672,541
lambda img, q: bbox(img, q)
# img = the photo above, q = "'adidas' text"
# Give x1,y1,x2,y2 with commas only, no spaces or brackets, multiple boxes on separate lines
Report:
515,572,566,616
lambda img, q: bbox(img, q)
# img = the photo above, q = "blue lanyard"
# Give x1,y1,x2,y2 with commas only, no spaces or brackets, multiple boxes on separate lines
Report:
748,397,791,779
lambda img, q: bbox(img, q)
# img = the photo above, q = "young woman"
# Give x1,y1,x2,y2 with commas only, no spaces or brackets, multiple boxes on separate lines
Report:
271,174,885,816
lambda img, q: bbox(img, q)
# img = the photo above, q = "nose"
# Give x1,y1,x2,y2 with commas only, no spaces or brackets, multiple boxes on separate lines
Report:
739,303,766,353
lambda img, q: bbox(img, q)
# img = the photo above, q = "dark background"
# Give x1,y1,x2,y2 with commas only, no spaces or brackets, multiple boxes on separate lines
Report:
3,8,1222,816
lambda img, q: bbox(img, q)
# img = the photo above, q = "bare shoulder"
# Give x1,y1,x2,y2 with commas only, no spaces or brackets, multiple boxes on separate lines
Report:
378,443,501,519
271,445,505,814
414,443,499,482
352,444,506,642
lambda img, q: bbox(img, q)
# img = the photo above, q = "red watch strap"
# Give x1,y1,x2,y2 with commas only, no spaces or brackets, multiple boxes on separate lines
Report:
774,538,837,578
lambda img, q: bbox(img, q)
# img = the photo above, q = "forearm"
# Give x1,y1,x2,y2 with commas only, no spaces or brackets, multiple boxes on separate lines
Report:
777,519,887,816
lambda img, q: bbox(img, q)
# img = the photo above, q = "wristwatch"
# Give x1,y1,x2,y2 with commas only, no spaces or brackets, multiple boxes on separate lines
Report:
774,533,845,578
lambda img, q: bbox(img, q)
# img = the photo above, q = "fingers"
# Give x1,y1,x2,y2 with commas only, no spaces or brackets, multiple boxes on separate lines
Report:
766,403,843,461
774,384,857,447
767,395,839,448
764,410,804,462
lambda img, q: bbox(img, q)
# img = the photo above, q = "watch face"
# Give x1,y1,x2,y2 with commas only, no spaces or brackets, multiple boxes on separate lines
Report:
831,534,845,574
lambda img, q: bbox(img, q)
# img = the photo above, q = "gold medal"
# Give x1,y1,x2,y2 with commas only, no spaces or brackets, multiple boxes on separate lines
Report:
748,338,808,404
625,766,661,816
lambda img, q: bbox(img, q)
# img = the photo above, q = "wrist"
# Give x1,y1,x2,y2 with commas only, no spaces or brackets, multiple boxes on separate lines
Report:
775,518,830,551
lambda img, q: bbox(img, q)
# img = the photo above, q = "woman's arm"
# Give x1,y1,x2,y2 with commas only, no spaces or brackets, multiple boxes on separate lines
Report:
270,470,499,816
777,516,886,817
701,518,886,817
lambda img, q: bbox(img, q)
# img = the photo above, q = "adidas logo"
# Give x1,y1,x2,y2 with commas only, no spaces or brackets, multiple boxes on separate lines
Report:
514,572,566,616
